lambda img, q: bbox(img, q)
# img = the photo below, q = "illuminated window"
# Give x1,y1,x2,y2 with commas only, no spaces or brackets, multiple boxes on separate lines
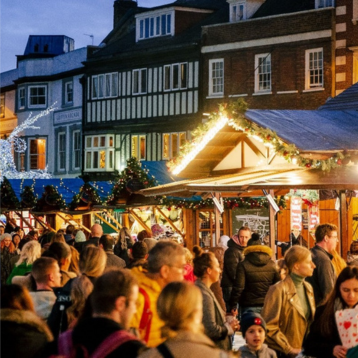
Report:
162,132,186,159
85,135,114,171
18,88,25,109
305,48,323,89
28,86,47,108
209,59,224,96
29,138,46,170
230,2,246,22
255,53,271,92
131,135,146,160
58,132,66,171
163,63,187,91
0,94,4,118
133,69,147,95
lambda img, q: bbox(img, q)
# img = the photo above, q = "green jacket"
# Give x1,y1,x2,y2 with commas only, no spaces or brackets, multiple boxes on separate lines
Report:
6,262,32,284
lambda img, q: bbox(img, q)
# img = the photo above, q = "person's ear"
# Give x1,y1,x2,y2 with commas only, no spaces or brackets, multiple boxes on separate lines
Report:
159,264,170,280
114,296,126,313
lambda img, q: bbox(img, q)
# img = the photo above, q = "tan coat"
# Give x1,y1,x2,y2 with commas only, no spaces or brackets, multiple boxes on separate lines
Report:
261,275,316,355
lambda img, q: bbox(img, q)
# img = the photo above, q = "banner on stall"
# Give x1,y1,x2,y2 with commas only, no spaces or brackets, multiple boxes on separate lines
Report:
308,203,320,240
290,196,302,231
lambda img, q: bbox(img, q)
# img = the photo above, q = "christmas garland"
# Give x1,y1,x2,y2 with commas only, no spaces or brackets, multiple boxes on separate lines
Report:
285,189,320,207
169,99,354,172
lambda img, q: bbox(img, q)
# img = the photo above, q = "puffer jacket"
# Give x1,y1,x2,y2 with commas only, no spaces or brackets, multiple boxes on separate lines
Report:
130,266,164,347
221,239,245,288
261,275,316,355
228,245,280,310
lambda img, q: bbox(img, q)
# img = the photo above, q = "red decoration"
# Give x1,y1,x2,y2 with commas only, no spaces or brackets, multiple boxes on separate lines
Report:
254,318,262,325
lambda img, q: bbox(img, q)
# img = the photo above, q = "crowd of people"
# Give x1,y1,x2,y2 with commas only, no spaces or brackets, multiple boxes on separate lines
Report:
1,222,358,358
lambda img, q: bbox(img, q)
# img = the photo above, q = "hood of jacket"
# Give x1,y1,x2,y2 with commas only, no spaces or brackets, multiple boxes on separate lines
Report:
227,238,246,250
243,245,273,266
0,308,53,341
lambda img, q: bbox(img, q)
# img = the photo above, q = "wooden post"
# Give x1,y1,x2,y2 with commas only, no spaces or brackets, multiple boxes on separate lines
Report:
214,192,221,247
340,191,348,260
269,190,276,260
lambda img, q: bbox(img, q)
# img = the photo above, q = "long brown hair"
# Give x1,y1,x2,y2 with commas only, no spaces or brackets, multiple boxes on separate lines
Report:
318,266,358,337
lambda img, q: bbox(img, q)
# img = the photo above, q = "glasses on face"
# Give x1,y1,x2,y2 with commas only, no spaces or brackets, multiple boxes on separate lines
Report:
329,235,339,241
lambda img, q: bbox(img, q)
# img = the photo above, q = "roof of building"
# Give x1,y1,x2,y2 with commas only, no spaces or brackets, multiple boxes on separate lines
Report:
245,109,358,151
252,0,315,18
319,82,358,110
23,35,75,56
0,69,18,89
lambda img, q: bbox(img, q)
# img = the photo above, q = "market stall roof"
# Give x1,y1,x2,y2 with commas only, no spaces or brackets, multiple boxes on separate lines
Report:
319,82,358,110
245,109,358,151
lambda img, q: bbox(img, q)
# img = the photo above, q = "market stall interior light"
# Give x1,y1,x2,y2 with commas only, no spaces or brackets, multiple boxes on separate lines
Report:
172,115,229,175
262,189,280,214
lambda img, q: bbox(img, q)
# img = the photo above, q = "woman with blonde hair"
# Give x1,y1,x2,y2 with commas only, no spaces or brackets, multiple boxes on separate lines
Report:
138,281,234,358
1,233,17,284
114,226,134,266
79,245,107,282
6,240,41,284
68,245,80,276
261,245,316,357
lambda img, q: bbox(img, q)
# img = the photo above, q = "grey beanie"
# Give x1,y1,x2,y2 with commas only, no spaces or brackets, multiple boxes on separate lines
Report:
75,230,86,243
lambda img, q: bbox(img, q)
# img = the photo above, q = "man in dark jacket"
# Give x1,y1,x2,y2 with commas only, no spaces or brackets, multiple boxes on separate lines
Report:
306,223,337,306
99,234,126,269
79,223,103,252
228,234,280,316
221,226,251,310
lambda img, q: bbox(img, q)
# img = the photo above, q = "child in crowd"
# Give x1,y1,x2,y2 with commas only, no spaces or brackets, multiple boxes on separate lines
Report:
238,312,277,358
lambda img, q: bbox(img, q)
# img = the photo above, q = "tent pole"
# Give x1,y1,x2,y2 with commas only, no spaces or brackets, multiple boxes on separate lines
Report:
340,191,348,260
269,189,276,260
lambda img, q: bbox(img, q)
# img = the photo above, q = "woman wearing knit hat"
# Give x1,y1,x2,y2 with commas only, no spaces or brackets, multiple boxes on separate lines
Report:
238,312,276,358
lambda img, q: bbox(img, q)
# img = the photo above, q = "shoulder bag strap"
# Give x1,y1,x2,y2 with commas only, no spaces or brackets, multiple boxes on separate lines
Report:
157,343,175,358
138,287,153,343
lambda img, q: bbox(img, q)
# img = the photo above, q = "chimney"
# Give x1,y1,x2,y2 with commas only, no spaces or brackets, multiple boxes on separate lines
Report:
113,0,138,28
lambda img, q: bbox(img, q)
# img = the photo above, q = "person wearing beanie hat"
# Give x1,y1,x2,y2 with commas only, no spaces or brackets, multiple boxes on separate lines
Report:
247,233,262,247
75,230,86,243
238,312,277,358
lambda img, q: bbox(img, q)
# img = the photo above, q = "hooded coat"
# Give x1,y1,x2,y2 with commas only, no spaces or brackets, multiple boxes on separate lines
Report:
228,245,280,310
221,239,245,288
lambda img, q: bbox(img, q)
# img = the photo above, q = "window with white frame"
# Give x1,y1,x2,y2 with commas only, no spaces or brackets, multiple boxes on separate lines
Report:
164,63,187,91
131,135,146,160
133,69,147,95
65,82,73,104
315,0,334,8
58,132,66,171
28,85,47,108
0,94,4,118
162,132,186,159
305,48,323,89
85,135,114,171
92,73,118,99
255,54,271,92
18,88,26,109
137,11,173,41
73,130,81,170
29,138,46,170
230,2,246,22
209,59,224,96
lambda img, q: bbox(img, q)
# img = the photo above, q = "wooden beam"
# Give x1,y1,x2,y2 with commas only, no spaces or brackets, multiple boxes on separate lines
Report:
128,209,151,233
340,191,348,260
155,206,185,238
269,189,277,260
14,211,34,230
101,210,123,230
214,193,221,247
31,214,56,232
243,137,266,159
93,212,120,233
56,212,91,233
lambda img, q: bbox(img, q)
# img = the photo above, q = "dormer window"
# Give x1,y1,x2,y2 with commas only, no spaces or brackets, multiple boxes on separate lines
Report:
136,10,174,41
230,2,246,22
315,0,334,8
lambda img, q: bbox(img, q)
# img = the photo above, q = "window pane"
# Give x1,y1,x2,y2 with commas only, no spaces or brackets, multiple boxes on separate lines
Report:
180,63,187,88
161,14,166,35
74,131,81,169
172,64,179,89
132,136,138,158
166,14,171,33
211,61,224,94
100,150,106,169
59,134,66,170
92,77,98,98
140,136,146,159
66,82,73,103
163,133,170,159
145,18,150,38
93,137,99,147
164,66,171,90
156,16,160,35
30,139,46,169
133,70,139,94
309,50,323,87
105,74,111,97
86,137,92,148
93,151,99,168
109,136,114,147
111,73,118,97
179,132,186,147
172,133,178,158
109,150,113,169
258,55,271,91
100,136,106,147
141,69,147,93
150,17,154,37
86,152,91,169
98,75,104,98
140,20,144,39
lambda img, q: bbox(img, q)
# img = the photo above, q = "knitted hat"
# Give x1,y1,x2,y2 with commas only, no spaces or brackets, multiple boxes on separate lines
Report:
240,312,267,337
247,233,261,246
75,230,86,243
132,241,148,259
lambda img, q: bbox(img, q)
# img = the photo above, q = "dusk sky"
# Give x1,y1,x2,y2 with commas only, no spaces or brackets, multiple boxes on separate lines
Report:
0,0,173,73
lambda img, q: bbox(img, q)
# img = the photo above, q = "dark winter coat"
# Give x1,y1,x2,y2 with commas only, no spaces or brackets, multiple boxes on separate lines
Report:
228,245,280,310
221,239,245,288
306,245,336,307
114,237,134,266
1,308,53,358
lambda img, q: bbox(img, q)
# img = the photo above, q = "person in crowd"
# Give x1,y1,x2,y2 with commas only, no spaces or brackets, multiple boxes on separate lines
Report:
289,229,307,248
347,240,358,266
73,229,86,252
306,223,338,307
0,224,5,235
238,312,277,358
47,245,107,337
1,284,54,358
218,235,230,251
183,247,195,283
7,240,42,284
38,229,55,248
131,240,186,347
137,229,158,252
331,248,347,276
276,259,288,280
221,227,251,309
28,230,39,241
1,233,17,284
114,226,135,266
47,242,77,286
303,266,358,358
99,234,126,269
261,245,316,358
57,269,145,357
79,223,103,251
30,257,62,321
138,281,234,358
229,234,280,316
64,224,75,245
193,245,238,351
12,233,22,254
128,241,149,269
68,245,80,275
66,274,94,329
